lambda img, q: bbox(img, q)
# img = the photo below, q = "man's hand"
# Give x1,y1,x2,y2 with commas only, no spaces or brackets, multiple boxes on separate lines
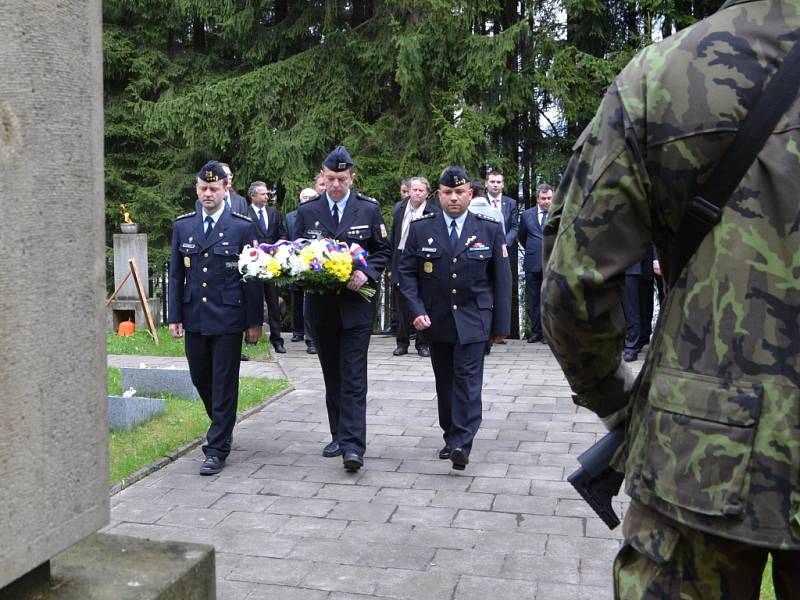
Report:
491,334,506,344
169,323,184,338
246,324,262,344
653,259,661,276
413,314,431,330
347,269,368,291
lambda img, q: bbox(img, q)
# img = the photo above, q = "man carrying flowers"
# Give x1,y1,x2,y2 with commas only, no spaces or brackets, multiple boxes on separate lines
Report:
292,146,392,471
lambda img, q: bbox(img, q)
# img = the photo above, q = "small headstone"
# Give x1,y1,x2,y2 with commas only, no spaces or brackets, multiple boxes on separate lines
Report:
120,366,199,401
108,396,165,431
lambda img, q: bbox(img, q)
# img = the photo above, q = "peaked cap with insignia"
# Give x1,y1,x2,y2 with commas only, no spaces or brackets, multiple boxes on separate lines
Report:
197,160,227,183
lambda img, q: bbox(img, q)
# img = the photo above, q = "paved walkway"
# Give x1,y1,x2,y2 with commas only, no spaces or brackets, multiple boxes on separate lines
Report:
107,336,630,599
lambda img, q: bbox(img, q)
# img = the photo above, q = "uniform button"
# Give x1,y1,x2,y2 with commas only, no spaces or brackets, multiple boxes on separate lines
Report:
202,267,208,273
202,282,207,288
202,297,208,302
204,252,209,258
452,305,458,310
451,273,457,279
452,258,457,263
451,289,457,294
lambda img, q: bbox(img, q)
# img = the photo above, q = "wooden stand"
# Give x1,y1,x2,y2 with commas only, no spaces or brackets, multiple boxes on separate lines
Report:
106,258,159,345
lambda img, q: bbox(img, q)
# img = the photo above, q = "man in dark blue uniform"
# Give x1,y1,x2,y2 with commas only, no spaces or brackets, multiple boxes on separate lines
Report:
292,146,392,471
169,160,264,475
399,166,511,470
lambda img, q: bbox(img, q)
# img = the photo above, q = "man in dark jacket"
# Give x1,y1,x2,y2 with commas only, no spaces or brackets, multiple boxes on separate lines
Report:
518,183,552,344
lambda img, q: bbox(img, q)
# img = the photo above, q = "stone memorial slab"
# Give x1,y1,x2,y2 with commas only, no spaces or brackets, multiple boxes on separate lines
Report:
120,366,199,401
108,396,165,431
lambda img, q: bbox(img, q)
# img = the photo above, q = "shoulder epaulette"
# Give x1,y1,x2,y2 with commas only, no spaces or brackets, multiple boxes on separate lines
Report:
232,212,252,221
175,211,196,221
356,191,379,204
476,213,500,223
411,212,436,222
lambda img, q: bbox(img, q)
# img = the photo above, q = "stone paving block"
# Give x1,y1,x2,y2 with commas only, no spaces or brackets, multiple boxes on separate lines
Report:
396,459,452,475
519,515,585,536
215,511,289,533
390,505,457,527
339,521,413,546
302,467,364,485
429,548,505,577
506,464,565,480
299,562,384,595
373,487,435,506
485,450,539,465
454,574,536,600
469,476,530,495
556,498,600,519
244,584,330,600
475,530,547,555
537,582,610,599
453,462,509,478
518,441,571,454
452,509,520,531
228,556,315,586
315,483,381,502
327,500,397,523
155,488,225,508
149,472,212,490
585,516,625,540
217,579,257,600
250,464,309,481
212,530,297,558
412,473,473,492
493,494,557,516
210,492,279,513
355,470,419,488
356,542,436,571
249,451,305,465
156,506,230,529
278,515,349,539
580,558,615,588
287,538,363,564
108,393,166,430
266,496,337,517
258,479,324,498
502,553,580,584
545,535,621,560
373,568,459,600
110,501,174,524
429,490,495,511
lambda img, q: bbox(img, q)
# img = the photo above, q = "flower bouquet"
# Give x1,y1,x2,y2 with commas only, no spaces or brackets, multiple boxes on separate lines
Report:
238,238,375,301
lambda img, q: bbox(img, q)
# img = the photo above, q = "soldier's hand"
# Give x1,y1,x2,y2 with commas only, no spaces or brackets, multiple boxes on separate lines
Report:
169,323,184,339
347,269,368,291
413,315,431,330
491,335,506,344
246,324,262,344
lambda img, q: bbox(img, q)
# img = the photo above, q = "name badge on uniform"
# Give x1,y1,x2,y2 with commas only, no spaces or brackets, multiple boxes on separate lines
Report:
183,256,191,268
350,224,369,230
308,229,322,239
181,242,195,249
380,224,388,238
423,261,433,273
421,246,437,253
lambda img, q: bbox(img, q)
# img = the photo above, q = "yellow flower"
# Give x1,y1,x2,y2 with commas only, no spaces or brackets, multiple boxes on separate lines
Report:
324,252,353,282
262,256,282,278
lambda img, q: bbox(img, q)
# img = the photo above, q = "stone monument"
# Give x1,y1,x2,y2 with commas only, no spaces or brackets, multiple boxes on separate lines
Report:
108,230,162,332
0,2,213,597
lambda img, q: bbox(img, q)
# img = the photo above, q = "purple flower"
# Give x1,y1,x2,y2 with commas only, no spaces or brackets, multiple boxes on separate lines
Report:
310,258,322,271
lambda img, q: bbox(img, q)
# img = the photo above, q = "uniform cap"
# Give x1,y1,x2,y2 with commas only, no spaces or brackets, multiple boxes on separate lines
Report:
439,166,470,188
197,160,227,183
322,146,354,172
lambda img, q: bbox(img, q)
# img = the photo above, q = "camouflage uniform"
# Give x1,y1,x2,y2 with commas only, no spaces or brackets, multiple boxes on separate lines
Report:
541,1,800,597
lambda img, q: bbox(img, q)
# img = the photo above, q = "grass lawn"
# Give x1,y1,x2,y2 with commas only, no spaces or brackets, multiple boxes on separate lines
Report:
108,368,288,485
107,326,272,360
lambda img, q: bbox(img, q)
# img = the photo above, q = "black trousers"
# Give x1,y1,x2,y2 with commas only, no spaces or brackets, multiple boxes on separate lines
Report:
263,282,283,344
185,331,243,460
524,270,543,338
429,340,485,452
393,284,428,349
290,287,304,335
313,322,372,455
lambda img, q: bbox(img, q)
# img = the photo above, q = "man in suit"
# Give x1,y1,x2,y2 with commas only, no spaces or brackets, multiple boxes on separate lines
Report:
168,160,264,475
247,180,287,354
220,162,249,214
285,187,318,354
389,176,436,357
621,252,655,363
399,166,511,471
518,183,552,343
485,170,519,263
292,146,392,470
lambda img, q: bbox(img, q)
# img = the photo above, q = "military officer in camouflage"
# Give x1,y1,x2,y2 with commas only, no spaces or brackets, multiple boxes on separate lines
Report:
541,1,800,598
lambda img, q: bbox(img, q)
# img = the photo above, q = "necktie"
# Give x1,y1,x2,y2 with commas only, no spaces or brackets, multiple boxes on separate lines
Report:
540,210,548,228
449,220,459,251
258,208,267,232
332,203,340,227
204,215,214,238
492,197,500,209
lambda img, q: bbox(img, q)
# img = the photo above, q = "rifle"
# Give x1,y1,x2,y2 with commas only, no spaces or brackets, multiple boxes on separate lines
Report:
567,424,625,529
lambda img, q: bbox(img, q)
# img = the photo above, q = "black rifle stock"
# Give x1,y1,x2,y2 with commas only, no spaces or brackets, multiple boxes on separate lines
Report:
567,424,625,529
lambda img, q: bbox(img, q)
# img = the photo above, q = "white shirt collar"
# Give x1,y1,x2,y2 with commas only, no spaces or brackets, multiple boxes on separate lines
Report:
202,203,225,224
327,190,351,214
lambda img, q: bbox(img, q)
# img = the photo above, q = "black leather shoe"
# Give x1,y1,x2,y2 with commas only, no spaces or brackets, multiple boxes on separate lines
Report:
306,343,317,354
438,446,451,460
291,334,304,342
417,345,431,357
393,346,408,356
240,354,250,361
527,334,543,344
322,440,342,458
273,342,286,354
199,456,225,476
450,447,469,471
343,451,364,472
622,350,638,363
